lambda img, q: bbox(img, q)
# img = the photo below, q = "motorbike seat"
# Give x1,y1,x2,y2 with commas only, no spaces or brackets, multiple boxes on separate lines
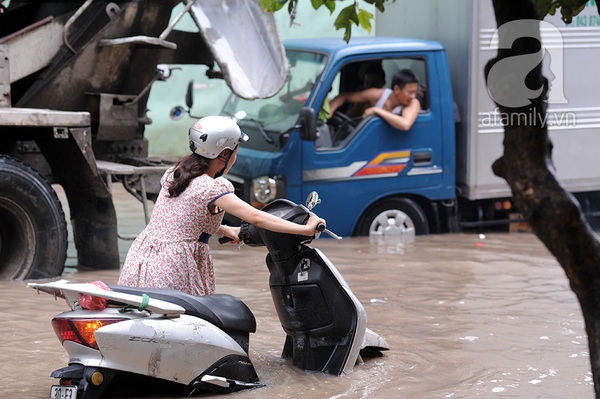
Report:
108,285,256,333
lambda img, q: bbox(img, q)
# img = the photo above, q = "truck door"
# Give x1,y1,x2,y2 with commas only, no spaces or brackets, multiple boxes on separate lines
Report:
301,55,446,237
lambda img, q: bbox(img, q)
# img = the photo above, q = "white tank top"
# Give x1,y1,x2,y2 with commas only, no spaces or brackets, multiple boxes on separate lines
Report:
375,88,403,114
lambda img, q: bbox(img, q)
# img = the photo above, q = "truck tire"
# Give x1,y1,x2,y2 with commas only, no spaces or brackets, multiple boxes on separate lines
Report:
0,156,68,280
355,197,429,238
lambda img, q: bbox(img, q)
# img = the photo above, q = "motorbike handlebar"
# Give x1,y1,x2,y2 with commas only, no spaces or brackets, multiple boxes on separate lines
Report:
218,221,323,246
218,236,234,244
216,193,342,245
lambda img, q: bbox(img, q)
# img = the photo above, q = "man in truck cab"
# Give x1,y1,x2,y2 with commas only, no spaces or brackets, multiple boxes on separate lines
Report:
329,68,421,131
345,62,387,118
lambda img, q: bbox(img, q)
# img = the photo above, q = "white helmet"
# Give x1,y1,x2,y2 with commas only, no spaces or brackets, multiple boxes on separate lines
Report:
189,115,249,159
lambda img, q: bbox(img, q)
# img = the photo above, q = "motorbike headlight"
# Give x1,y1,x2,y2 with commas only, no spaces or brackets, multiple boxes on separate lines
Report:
251,176,280,207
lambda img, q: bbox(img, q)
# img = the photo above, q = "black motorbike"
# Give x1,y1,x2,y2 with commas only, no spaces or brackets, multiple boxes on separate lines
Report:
233,191,388,375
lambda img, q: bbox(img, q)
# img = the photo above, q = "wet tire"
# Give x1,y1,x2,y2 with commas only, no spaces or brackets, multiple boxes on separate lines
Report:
355,197,429,238
0,155,67,280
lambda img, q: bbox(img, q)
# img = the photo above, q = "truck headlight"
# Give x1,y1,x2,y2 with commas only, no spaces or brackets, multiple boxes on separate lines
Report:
251,176,283,207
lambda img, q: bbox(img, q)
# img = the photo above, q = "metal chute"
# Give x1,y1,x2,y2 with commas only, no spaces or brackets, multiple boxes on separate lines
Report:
188,0,289,100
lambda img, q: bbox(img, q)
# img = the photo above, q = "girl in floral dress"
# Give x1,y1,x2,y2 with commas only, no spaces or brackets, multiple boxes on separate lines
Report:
118,116,325,296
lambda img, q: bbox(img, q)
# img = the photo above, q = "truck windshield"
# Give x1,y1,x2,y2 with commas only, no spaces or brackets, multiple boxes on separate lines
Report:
222,50,327,151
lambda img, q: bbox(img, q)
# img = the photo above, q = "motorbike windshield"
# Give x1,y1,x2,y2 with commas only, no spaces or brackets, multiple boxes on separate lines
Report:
222,50,328,151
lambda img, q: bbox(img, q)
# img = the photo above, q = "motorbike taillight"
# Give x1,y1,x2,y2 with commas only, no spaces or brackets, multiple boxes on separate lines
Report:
51,318,125,349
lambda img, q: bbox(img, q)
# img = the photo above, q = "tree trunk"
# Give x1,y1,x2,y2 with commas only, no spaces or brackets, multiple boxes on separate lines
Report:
489,0,600,396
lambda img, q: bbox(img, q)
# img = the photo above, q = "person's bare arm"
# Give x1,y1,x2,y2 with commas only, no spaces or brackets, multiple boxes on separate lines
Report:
279,81,314,102
363,99,421,131
214,193,325,239
329,88,383,118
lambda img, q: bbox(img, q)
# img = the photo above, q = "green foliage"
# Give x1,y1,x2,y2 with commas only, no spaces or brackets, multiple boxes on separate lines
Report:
358,8,374,32
311,0,336,13
262,0,388,42
260,0,288,12
537,0,598,23
335,5,359,42
263,0,599,41
364,0,387,13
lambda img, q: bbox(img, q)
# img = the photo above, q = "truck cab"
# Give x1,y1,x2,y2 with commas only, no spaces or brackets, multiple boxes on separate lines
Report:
223,37,458,238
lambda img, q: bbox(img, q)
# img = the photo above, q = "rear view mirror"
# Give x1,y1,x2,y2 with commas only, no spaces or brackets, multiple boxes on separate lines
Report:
306,191,320,210
170,80,202,120
297,107,317,141
169,106,186,121
185,80,194,109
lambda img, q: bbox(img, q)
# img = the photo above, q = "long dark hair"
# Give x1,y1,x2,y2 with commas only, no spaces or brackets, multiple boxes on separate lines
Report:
167,153,210,197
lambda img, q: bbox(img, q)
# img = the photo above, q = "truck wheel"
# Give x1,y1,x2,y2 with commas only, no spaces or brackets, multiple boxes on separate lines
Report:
0,156,67,280
355,197,429,238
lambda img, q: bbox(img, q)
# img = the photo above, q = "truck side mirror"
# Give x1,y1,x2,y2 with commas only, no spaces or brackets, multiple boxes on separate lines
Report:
298,107,317,141
169,80,201,120
186,80,194,109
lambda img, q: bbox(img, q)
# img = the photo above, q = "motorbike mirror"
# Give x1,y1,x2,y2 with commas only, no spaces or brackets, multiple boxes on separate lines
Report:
169,106,186,121
185,80,194,109
156,64,171,80
297,107,317,141
306,191,320,210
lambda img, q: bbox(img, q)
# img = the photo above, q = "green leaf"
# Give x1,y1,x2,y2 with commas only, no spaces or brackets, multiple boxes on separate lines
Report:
311,0,324,10
536,0,588,22
374,0,387,13
357,8,374,33
334,4,359,42
334,4,359,28
324,0,336,13
556,0,588,23
343,26,352,43
536,0,555,18
261,0,288,12
361,0,388,12
310,0,336,13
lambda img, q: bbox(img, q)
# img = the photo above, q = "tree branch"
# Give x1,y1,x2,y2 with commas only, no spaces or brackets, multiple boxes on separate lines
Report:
489,1,600,396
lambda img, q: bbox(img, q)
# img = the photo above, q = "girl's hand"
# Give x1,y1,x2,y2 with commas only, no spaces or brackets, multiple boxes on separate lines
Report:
305,216,326,236
221,225,241,244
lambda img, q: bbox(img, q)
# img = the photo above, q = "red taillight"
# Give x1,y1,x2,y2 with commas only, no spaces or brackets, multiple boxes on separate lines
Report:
52,318,125,349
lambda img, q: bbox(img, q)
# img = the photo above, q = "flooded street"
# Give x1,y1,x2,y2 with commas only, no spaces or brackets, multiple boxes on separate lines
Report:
0,185,594,398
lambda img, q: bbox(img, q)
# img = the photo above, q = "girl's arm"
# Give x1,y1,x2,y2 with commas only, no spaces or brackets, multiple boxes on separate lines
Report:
214,194,325,238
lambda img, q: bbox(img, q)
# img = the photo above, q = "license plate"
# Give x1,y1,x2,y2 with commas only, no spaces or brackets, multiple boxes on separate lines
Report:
50,385,77,399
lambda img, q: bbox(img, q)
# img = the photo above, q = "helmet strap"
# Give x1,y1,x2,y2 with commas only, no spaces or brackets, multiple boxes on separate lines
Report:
214,145,238,178
214,162,228,178
214,152,230,178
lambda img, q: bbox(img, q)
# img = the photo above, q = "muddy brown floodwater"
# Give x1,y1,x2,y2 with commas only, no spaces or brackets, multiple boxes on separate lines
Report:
0,185,594,398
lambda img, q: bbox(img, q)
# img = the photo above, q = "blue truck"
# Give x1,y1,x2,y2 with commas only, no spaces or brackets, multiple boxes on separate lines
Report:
221,0,600,238
222,36,457,238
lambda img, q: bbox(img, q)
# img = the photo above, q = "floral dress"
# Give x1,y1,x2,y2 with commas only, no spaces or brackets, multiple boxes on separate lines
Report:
117,169,233,296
